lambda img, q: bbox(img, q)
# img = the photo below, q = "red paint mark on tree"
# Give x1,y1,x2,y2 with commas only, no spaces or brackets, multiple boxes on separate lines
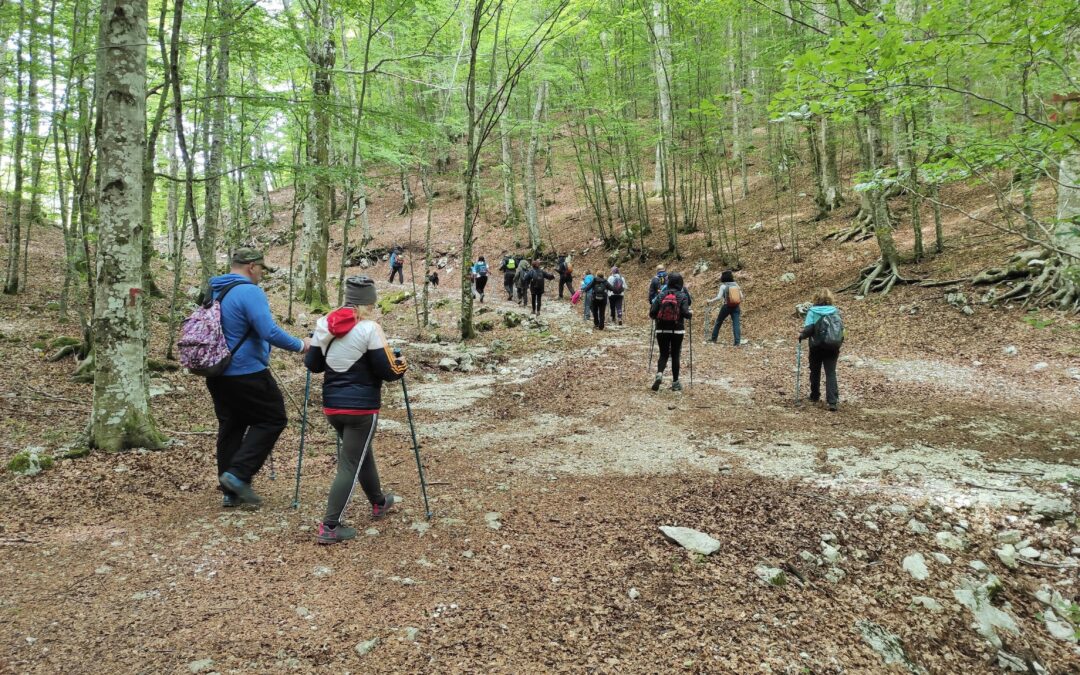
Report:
129,288,142,306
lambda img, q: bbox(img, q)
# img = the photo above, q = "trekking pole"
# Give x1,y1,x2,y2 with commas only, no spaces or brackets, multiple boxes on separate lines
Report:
688,319,694,388
291,370,312,509
795,339,803,406
395,350,432,520
647,319,655,369
268,452,276,481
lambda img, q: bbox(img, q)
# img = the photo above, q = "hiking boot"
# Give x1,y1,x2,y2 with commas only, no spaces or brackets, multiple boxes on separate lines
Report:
372,492,401,520
671,380,683,392
315,522,357,545
651,373,663,392
222,493,239,508
828,402,838,412
219,472,262,507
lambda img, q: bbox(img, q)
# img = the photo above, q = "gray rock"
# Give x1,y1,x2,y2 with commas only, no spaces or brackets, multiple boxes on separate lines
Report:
1018,546,1040,559
355,638,379,656
779,272,796,283
902,553,930,581
659,526,721,555
888,504,910,517
995,544,1019,569
753,565,787,586
931,553,952,566
295,606,312,619
187,659,215,673
438,358,458,371
935,531,965,551
856,620,926,674
996,530,1023,545
484,512,503,530
954,581,1019,648
365,527,380,537
748,221,763,232
404,627,420,642
969,560,989,573
628,587,641,600
410,522,430,536
1002,345,1018,356
822,544,841,564
908,519,929,535
911,596,943,613
461,550,474,559
1029,496,1073,520
312,566,333,578
825,567,846,583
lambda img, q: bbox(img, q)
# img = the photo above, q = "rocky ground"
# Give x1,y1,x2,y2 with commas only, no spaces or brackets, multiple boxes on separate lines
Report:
1,161,1078,672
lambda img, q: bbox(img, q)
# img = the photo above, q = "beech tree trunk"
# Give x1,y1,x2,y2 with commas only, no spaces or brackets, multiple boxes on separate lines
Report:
3,0,27,295
524,80,547,253
90,0,164,451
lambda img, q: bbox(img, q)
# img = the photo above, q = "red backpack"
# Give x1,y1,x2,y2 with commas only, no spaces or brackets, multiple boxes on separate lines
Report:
656,291,681,322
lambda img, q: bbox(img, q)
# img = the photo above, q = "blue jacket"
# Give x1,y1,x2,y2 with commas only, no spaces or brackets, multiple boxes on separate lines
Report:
209,273,304,376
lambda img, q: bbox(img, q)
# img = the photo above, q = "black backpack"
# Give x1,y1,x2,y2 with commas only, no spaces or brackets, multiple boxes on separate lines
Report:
813,312,845,348
656,291,681,322
592,279,608,302
529,269,545,291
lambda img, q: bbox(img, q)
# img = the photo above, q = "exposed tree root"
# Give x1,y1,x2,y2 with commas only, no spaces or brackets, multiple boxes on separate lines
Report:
824,209,875,243
973,248,1080,312
840,258,915,296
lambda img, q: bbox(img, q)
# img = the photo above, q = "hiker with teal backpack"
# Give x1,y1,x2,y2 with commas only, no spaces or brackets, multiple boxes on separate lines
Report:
471,256,489,303
798,288,844,411
580,271,594,321
707,270,742,345
648,272,692,391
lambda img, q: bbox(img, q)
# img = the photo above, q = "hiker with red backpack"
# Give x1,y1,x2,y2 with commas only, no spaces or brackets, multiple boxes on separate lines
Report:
706,270,743,345
648,272,692,391
305,277,408,544
798,288,844,411
606,267,628,325
194,248,310,508
586,273,612,330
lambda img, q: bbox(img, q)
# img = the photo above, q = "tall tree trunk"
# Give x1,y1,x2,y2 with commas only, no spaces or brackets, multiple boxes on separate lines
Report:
203,0,231,276
852,107,903,295
3,0,27,295
524,80,547,254
140,0,172,297
820,116,842,210
727,15,748,198
500,99,519,229
23,0,43,292
651,0,672,200
91,0,164,451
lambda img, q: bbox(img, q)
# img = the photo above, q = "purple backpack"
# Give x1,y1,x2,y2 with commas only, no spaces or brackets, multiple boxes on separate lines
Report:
178,282,252,377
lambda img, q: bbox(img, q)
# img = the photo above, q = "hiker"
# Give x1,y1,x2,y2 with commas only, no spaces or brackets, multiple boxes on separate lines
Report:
557,255,574,299
206,248,310,507
586,273,611,330
649,271,692,392
648,265,668,304
527,260,555,315
707,270,743,346
798,288,844,411
580,271,594,321
471,256,489,303
426,270,439,288
388,247,405,284
514,256,531,307
607,266,627,325
499,251,518,300
305,277,407,544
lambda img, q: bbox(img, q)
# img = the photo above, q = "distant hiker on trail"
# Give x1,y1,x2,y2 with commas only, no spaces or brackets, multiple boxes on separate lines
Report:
471,256,489,303
514,256,530,307
707,270,743,346
305,276,407,544
649,271,692,392
426,270,439,288
607,267,627,325
648,265,668,304
527,260,555,316
557,255,574,299
798,289,844,412
580,271,594,321
388,247,405,284
207,248,310,508
586,273,611,330
499,251,518,300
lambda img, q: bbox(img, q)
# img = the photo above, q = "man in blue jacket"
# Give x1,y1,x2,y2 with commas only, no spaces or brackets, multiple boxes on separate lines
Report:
207,248,310,507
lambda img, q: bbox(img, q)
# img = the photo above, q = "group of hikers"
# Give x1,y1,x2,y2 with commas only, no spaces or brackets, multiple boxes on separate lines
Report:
188,246,845,545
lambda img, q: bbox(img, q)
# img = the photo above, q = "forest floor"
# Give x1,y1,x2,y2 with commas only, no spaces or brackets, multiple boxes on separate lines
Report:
1,159,1079,673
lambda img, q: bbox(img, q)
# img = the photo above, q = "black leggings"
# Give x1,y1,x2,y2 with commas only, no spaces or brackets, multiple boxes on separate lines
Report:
323,413,384,527
656,332,684,381
591,298,607,328
531,290,543,313
389,266,403,283
609,295,624,321
475,275,488,296
808,346,840,405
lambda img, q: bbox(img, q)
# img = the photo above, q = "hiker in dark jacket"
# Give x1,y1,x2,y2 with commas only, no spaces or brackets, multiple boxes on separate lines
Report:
305,277,407,544
527,261,555,315
207,248,310,508
648,271,692,392
707,270,743,346
648,265,668,304
798,288,843,411
499,251,518,300
557,255,573,299
388,247,404,284
586,274,611,330
514,257,530,306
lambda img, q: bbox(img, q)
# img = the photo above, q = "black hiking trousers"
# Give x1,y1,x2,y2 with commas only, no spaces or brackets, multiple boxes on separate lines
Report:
531,289,543,313
558,275,573,298
206,369,287,488
591,298,607,329
389,266,403,284
504,272,515,299
656,332,684,381
808,345,840,405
